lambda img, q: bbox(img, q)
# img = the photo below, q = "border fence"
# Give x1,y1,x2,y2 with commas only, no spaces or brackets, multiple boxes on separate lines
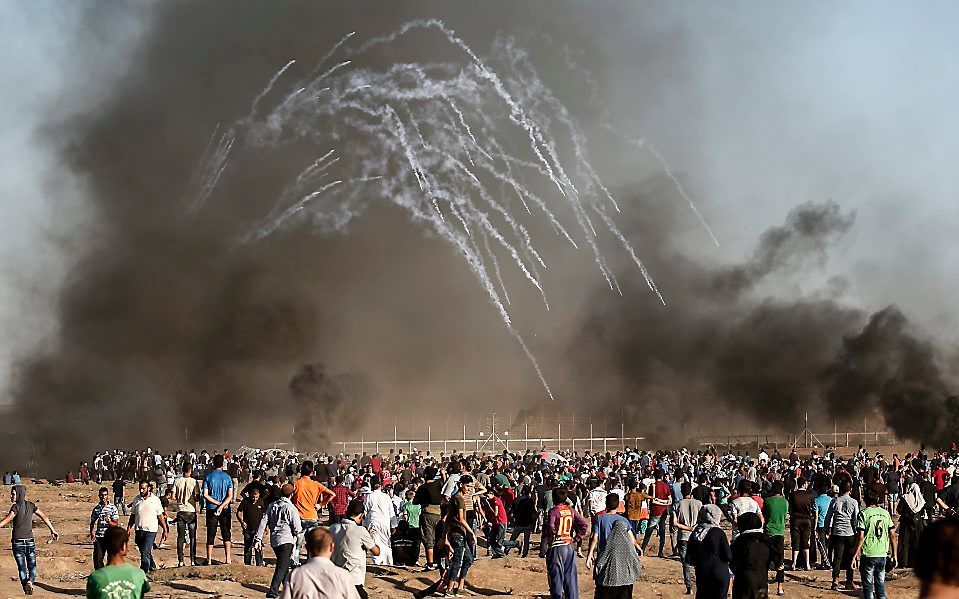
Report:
322,411,900,456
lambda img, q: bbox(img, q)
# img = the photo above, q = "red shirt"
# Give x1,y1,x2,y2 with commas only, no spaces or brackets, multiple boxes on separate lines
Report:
488,496,509,525
651,481,671,517
331,484,352,516
934,469,950,490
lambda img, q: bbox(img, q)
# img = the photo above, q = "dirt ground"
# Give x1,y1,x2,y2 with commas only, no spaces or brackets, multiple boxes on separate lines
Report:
0,474,924,599
0,446,919,599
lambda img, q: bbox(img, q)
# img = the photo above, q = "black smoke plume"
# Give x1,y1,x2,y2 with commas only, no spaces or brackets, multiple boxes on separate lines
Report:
289,364,368,451
572,182,958,446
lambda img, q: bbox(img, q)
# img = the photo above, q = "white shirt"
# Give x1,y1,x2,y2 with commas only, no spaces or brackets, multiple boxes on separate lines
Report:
281,556,360,599
130,494,165,532
363,490,395,526
729,496,761,526
330,519,376,586
589,487,607,515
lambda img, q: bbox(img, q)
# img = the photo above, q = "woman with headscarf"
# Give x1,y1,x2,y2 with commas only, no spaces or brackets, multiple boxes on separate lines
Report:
897,477,926,568
730,512,774,599
684,504,731,599
0,485,59,595
591,519,642,599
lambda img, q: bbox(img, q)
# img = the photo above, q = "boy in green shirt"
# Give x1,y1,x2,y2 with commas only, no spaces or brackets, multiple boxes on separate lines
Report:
87,526,150,599
763,481,789,596
854,483,896,599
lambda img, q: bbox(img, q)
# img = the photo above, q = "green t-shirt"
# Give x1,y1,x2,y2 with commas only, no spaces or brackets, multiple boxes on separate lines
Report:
763,495,789,537
857,506,894,558
403,501,422,528
86,563,150,599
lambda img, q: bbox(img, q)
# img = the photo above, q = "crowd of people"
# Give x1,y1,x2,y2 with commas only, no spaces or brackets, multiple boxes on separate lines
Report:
7,442,959,599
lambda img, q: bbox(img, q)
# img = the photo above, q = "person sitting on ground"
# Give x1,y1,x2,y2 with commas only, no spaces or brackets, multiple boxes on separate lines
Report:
86,526,150,599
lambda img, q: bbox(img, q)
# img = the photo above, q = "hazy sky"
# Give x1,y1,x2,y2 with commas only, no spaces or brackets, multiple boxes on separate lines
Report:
2,1,958,401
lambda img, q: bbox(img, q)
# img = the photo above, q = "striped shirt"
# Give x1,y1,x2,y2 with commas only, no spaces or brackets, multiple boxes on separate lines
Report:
90,502,120,538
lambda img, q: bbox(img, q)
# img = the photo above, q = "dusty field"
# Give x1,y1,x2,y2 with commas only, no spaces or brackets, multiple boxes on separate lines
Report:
0,476,923,599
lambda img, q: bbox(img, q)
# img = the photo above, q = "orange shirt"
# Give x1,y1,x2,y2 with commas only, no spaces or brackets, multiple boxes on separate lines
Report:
292,477,329,520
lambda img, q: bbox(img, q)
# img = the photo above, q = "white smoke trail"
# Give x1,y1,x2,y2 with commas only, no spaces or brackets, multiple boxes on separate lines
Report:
187,23,692,400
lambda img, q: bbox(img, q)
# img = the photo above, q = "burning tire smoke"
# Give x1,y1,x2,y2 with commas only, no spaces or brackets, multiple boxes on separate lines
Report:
10,2,959,473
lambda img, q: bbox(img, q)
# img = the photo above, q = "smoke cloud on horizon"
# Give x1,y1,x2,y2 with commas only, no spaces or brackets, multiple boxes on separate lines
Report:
7,1,959,472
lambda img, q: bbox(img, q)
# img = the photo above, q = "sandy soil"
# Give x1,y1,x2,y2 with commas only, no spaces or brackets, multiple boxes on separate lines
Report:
0,479,922,599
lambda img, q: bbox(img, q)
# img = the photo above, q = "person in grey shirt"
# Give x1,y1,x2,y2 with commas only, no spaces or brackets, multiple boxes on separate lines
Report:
673,482,703,594
255,483,302,599
330,499,381,599
281,527,359,599
824,480,860,591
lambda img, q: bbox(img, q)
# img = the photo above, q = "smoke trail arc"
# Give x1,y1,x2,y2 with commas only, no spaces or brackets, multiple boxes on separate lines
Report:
185,21,678,400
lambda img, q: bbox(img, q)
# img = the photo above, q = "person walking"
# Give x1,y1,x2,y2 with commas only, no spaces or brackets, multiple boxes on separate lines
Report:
825,480,859,591
255,483,302,599
331,499,381,599
641,469,672,557
112,477,128,517
89,487,119,570
763,481,788,596
730,512,774,599
854,483,896,599
484,487,520,558
280,526,359,599
173,463,200,567
363,476,395,566
684,504,731,599
789,477,814,570
202,454,235,565
543,487,589,599
238,485,267,566
509,486,537,558
86,527,150,599
292,461,335,565
896,477,925,569
0,485,59,595
127,480,168,573
589,519,642,599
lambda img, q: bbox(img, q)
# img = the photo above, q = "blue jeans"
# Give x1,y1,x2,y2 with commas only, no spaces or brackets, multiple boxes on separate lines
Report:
449,533,474,582
135,530,157,572
114,496,128,516
294,518,318,565
490,524,520,557
860,556,887,599
677,540,692,591
12,539,36,589
641,514,668,554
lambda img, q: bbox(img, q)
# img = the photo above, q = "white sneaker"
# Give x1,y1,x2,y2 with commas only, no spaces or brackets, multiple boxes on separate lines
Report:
178,561,185,568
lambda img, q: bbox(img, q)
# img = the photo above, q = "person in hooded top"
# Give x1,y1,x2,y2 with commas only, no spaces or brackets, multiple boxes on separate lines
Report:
0,485,59,595
684,504,731,599
730,512,774,599
897,477,926,569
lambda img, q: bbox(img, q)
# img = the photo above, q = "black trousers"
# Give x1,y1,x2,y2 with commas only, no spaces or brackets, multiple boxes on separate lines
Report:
355,586,369,599
831,534,856,583
268,543,294,596
243,529,264,566
176,512,197,563
93,538,107,570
